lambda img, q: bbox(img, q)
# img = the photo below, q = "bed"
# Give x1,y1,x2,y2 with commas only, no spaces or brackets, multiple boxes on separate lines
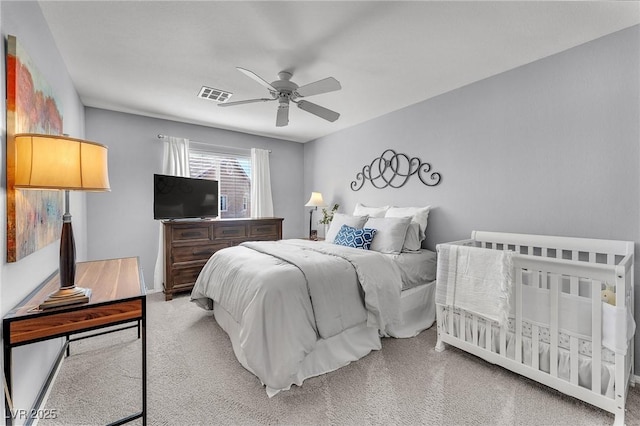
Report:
190,205,436,396
435,231,635,425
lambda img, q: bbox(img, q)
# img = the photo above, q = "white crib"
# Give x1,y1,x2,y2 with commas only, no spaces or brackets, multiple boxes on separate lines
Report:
435,231,635,425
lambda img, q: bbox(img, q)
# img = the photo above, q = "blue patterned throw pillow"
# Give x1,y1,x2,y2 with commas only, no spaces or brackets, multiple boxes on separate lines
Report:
333,225,377,250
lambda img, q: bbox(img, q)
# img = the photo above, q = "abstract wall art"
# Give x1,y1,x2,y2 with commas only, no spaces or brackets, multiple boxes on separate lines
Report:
6,35,64,262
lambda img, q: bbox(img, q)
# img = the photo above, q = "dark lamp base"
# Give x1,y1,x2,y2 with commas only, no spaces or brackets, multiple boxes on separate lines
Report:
39,286,91,310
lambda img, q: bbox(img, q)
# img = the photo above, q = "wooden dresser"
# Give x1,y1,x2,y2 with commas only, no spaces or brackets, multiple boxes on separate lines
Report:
162,217,283,300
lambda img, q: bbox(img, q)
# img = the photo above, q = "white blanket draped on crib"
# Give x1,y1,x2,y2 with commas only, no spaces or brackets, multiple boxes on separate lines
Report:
436,244,513,326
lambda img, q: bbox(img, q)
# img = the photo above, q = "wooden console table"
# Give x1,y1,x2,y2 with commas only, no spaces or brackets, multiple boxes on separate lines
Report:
3,257,146,426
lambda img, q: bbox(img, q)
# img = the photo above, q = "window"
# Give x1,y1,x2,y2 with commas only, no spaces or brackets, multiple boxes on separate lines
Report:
220,195,228,212
189,146,252,219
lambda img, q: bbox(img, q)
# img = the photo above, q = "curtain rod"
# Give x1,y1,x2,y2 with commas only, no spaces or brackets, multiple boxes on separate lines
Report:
157,134,271,153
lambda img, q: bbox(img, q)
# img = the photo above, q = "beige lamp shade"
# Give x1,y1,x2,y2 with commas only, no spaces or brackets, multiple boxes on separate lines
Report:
14,133,110,191
304,191,325,207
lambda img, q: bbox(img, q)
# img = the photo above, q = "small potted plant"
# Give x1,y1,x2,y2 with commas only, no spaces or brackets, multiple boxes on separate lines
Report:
319,203,339,236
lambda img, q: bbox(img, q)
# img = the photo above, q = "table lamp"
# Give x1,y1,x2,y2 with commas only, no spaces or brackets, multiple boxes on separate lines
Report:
304,192,325,240
13,134,111,309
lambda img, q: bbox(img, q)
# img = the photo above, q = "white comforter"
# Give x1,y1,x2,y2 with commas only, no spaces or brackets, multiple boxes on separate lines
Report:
190,239,404,392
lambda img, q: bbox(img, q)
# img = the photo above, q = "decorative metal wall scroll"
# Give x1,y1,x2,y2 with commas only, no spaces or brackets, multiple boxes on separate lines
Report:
350,149,442,191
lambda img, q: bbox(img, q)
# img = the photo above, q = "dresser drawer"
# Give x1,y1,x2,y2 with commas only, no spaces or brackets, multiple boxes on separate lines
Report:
171,242,229,264
214,225,247,239
171,265,205,287
171,224,210,242
249,222,279,238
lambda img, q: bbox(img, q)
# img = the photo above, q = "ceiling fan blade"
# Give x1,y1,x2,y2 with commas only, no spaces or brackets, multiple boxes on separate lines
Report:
218,98,275,107
296,100,340,122
296,77,341,97
237,67,276,92
276,103,289,127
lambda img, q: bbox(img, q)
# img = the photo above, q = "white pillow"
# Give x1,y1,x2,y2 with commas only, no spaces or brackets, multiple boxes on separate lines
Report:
385,206,431,240
326,213,369,243
353,203,389,218
402,222,422,252
364,217,412,254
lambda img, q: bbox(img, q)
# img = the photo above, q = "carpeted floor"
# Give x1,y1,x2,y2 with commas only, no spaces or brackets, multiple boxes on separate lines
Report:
39,292,640,425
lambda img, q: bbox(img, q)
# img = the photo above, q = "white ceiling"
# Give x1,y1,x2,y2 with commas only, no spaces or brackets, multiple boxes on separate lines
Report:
38,1,640,143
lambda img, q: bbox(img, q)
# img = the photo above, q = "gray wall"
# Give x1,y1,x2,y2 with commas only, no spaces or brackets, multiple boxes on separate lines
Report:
305,25,640,362
1,1,88,419
85,108,305,289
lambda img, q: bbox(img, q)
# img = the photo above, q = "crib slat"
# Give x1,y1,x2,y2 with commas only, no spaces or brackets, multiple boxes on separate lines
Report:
448,307,454,336
532,325,539,370
607,253,615,265
592,279,602,394
460,310,466,342
570,336,579,386
549,272,559,378
500,324,507,356
485,320,492,351
515,267,523,363
570,276,579,296
472,316,479,346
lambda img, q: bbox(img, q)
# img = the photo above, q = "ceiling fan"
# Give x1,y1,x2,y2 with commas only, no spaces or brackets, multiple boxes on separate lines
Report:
219,67,341,127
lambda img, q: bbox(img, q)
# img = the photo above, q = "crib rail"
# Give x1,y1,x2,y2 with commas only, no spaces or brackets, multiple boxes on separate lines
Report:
436,231,635,425
471,231,634,259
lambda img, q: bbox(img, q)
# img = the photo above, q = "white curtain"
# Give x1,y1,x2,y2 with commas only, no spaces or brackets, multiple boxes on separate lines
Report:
250,148,274,217
163,137,191,176
153,137,190,291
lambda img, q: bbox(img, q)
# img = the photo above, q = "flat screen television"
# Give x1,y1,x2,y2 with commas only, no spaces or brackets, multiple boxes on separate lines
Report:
153,174,219,220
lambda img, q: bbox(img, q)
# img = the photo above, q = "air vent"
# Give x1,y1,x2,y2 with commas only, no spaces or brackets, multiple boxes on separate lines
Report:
198,86,233,103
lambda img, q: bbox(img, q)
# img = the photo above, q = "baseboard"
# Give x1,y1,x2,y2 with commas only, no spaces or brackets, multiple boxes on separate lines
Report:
25,341,67,426
634,375,640,386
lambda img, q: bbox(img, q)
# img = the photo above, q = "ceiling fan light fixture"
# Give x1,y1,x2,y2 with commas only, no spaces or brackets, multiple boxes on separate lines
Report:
276,99,290,127
198,86,233,103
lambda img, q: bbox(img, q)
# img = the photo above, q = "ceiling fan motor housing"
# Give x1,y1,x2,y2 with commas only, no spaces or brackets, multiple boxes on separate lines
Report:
271,73,299,101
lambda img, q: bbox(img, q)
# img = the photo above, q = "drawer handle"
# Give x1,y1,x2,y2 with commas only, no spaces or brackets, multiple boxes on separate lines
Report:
255,227,271,232
193,249,215,256
182,231,202,237
222,229,240,235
